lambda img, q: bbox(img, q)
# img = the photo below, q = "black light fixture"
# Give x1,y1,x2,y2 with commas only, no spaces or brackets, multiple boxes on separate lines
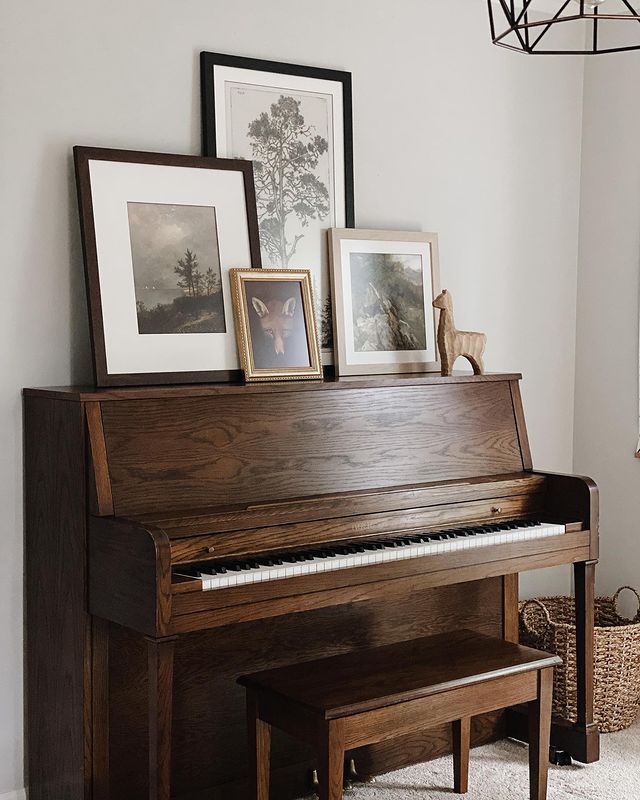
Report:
488,0,640,54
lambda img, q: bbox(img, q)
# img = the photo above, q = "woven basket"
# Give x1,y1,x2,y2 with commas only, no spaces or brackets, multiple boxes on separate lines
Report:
520,586,640,733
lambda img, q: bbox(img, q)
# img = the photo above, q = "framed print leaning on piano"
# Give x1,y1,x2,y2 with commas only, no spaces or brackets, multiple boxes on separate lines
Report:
230,268,322,382
200,51,354,364
74,147,262,386
328,228,441,376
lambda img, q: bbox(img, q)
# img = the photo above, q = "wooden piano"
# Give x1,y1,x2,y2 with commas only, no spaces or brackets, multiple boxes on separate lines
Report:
24,372,599,800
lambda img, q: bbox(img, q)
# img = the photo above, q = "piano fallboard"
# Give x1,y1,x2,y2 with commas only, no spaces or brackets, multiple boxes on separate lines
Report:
88,469,594,638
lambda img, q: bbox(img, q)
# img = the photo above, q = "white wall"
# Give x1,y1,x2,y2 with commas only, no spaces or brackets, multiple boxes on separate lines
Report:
1,1,585,794
574,51,640,597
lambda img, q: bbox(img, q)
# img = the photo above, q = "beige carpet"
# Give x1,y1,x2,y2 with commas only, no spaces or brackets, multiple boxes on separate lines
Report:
339,724,640,799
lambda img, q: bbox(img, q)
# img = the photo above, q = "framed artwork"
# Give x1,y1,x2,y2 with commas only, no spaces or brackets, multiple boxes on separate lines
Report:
201,51,354,363
328,229,441,376
74,146,261,386
230,268,322,382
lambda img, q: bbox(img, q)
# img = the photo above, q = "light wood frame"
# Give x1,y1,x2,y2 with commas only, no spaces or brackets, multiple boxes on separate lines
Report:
328,229,441,376
230,268,323,382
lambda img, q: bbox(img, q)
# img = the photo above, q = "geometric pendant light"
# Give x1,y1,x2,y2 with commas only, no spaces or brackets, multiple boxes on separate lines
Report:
488,0,640,54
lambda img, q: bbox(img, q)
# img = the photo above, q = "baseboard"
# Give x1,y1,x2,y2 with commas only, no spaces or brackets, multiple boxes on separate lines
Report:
0,789,26,800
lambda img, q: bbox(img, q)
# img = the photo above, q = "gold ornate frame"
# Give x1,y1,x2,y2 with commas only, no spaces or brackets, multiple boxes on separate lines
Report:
230,268,323,382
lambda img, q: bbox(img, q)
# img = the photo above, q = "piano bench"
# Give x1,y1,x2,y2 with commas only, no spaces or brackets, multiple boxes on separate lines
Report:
239,629,560,800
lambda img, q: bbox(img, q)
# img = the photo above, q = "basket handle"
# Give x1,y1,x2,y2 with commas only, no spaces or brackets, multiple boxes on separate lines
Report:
520,599,553,636
613,586,640,622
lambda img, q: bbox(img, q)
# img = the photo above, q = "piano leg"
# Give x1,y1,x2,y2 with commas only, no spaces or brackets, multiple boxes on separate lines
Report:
506,560,600,763
146,635,177,800
574,560,600,762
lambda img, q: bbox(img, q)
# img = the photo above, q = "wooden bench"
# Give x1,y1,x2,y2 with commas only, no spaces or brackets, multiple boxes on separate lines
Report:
239,629,560,800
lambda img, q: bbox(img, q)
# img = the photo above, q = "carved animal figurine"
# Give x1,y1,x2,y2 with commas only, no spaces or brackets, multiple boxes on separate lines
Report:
432,289,486,376
251,296,296,356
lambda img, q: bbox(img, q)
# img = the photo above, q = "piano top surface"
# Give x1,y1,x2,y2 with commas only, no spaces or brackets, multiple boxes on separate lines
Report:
23,371,523,402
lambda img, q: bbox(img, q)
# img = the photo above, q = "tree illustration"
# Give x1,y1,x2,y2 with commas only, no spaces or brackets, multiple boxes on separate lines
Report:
320,294,333,350
205,267,220,296
192,269,204,297
174,248,199,296
248,95,330,266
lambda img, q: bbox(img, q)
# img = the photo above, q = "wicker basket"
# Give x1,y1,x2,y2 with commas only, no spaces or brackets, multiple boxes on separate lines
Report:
520,586,640,733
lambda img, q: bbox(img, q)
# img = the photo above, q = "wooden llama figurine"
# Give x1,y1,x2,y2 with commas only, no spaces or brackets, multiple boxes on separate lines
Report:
432,289,486,376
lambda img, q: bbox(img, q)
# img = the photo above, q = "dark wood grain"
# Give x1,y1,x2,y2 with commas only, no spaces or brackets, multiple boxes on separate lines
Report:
244,631,559,799
509,379,533,470
575,561,597,729
91,617,110,800
247,690,272,800
168,492,543,562
89,517,172,637
240,630,559,719
106,581,504,799
147,472,545,538
24,395,89,800
147,636,177,800
169,531,591,625
542,471,599,560
23,371,524,402
452,717,470,793
100,380,524,515
503,573,520,642
24,375,600,797
86,402,113,516
528,668,554,800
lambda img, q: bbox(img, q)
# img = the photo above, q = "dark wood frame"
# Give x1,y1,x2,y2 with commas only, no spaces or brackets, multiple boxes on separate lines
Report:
73,146,262,387
200,51,355,228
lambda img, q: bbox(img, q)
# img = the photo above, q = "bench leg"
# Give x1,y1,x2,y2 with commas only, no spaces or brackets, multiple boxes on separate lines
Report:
453,717,471,793
318,721,345,800
247,691,271,800
528,667,554,800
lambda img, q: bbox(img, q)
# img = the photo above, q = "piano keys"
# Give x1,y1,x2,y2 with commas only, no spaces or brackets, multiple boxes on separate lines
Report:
176,520,569,591
24,373,600,800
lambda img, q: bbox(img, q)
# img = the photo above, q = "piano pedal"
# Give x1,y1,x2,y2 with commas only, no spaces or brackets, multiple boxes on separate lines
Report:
549,747,573,766
307,760,377,796
308,768,320,796
346,758,377,785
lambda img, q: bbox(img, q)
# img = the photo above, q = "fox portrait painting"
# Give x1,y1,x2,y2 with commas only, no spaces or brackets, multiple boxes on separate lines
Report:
230,268,323,382
245,280,311,370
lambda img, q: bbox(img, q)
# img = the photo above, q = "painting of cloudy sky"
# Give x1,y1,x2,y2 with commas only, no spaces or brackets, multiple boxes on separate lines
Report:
127,202,226,334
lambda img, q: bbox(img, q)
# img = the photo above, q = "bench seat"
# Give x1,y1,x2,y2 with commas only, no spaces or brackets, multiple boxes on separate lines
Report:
239,629,560,800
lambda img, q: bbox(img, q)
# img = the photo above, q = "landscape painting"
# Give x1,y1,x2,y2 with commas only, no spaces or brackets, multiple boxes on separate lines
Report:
349,252,427,352
224,83,335,349
127,202,226,335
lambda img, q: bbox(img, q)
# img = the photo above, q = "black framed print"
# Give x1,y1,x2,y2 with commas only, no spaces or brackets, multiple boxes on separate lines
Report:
74,146,262,386
200,52,354,363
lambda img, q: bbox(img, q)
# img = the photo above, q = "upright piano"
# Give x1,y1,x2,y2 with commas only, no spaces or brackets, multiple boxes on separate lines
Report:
24,372,599,800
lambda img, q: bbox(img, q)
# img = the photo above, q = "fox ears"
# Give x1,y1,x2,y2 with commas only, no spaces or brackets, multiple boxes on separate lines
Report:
251,297,269,318
251,297,297,318
282,297,296,317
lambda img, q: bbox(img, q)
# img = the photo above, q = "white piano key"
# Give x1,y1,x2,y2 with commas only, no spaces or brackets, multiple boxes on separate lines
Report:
187,521,567,593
